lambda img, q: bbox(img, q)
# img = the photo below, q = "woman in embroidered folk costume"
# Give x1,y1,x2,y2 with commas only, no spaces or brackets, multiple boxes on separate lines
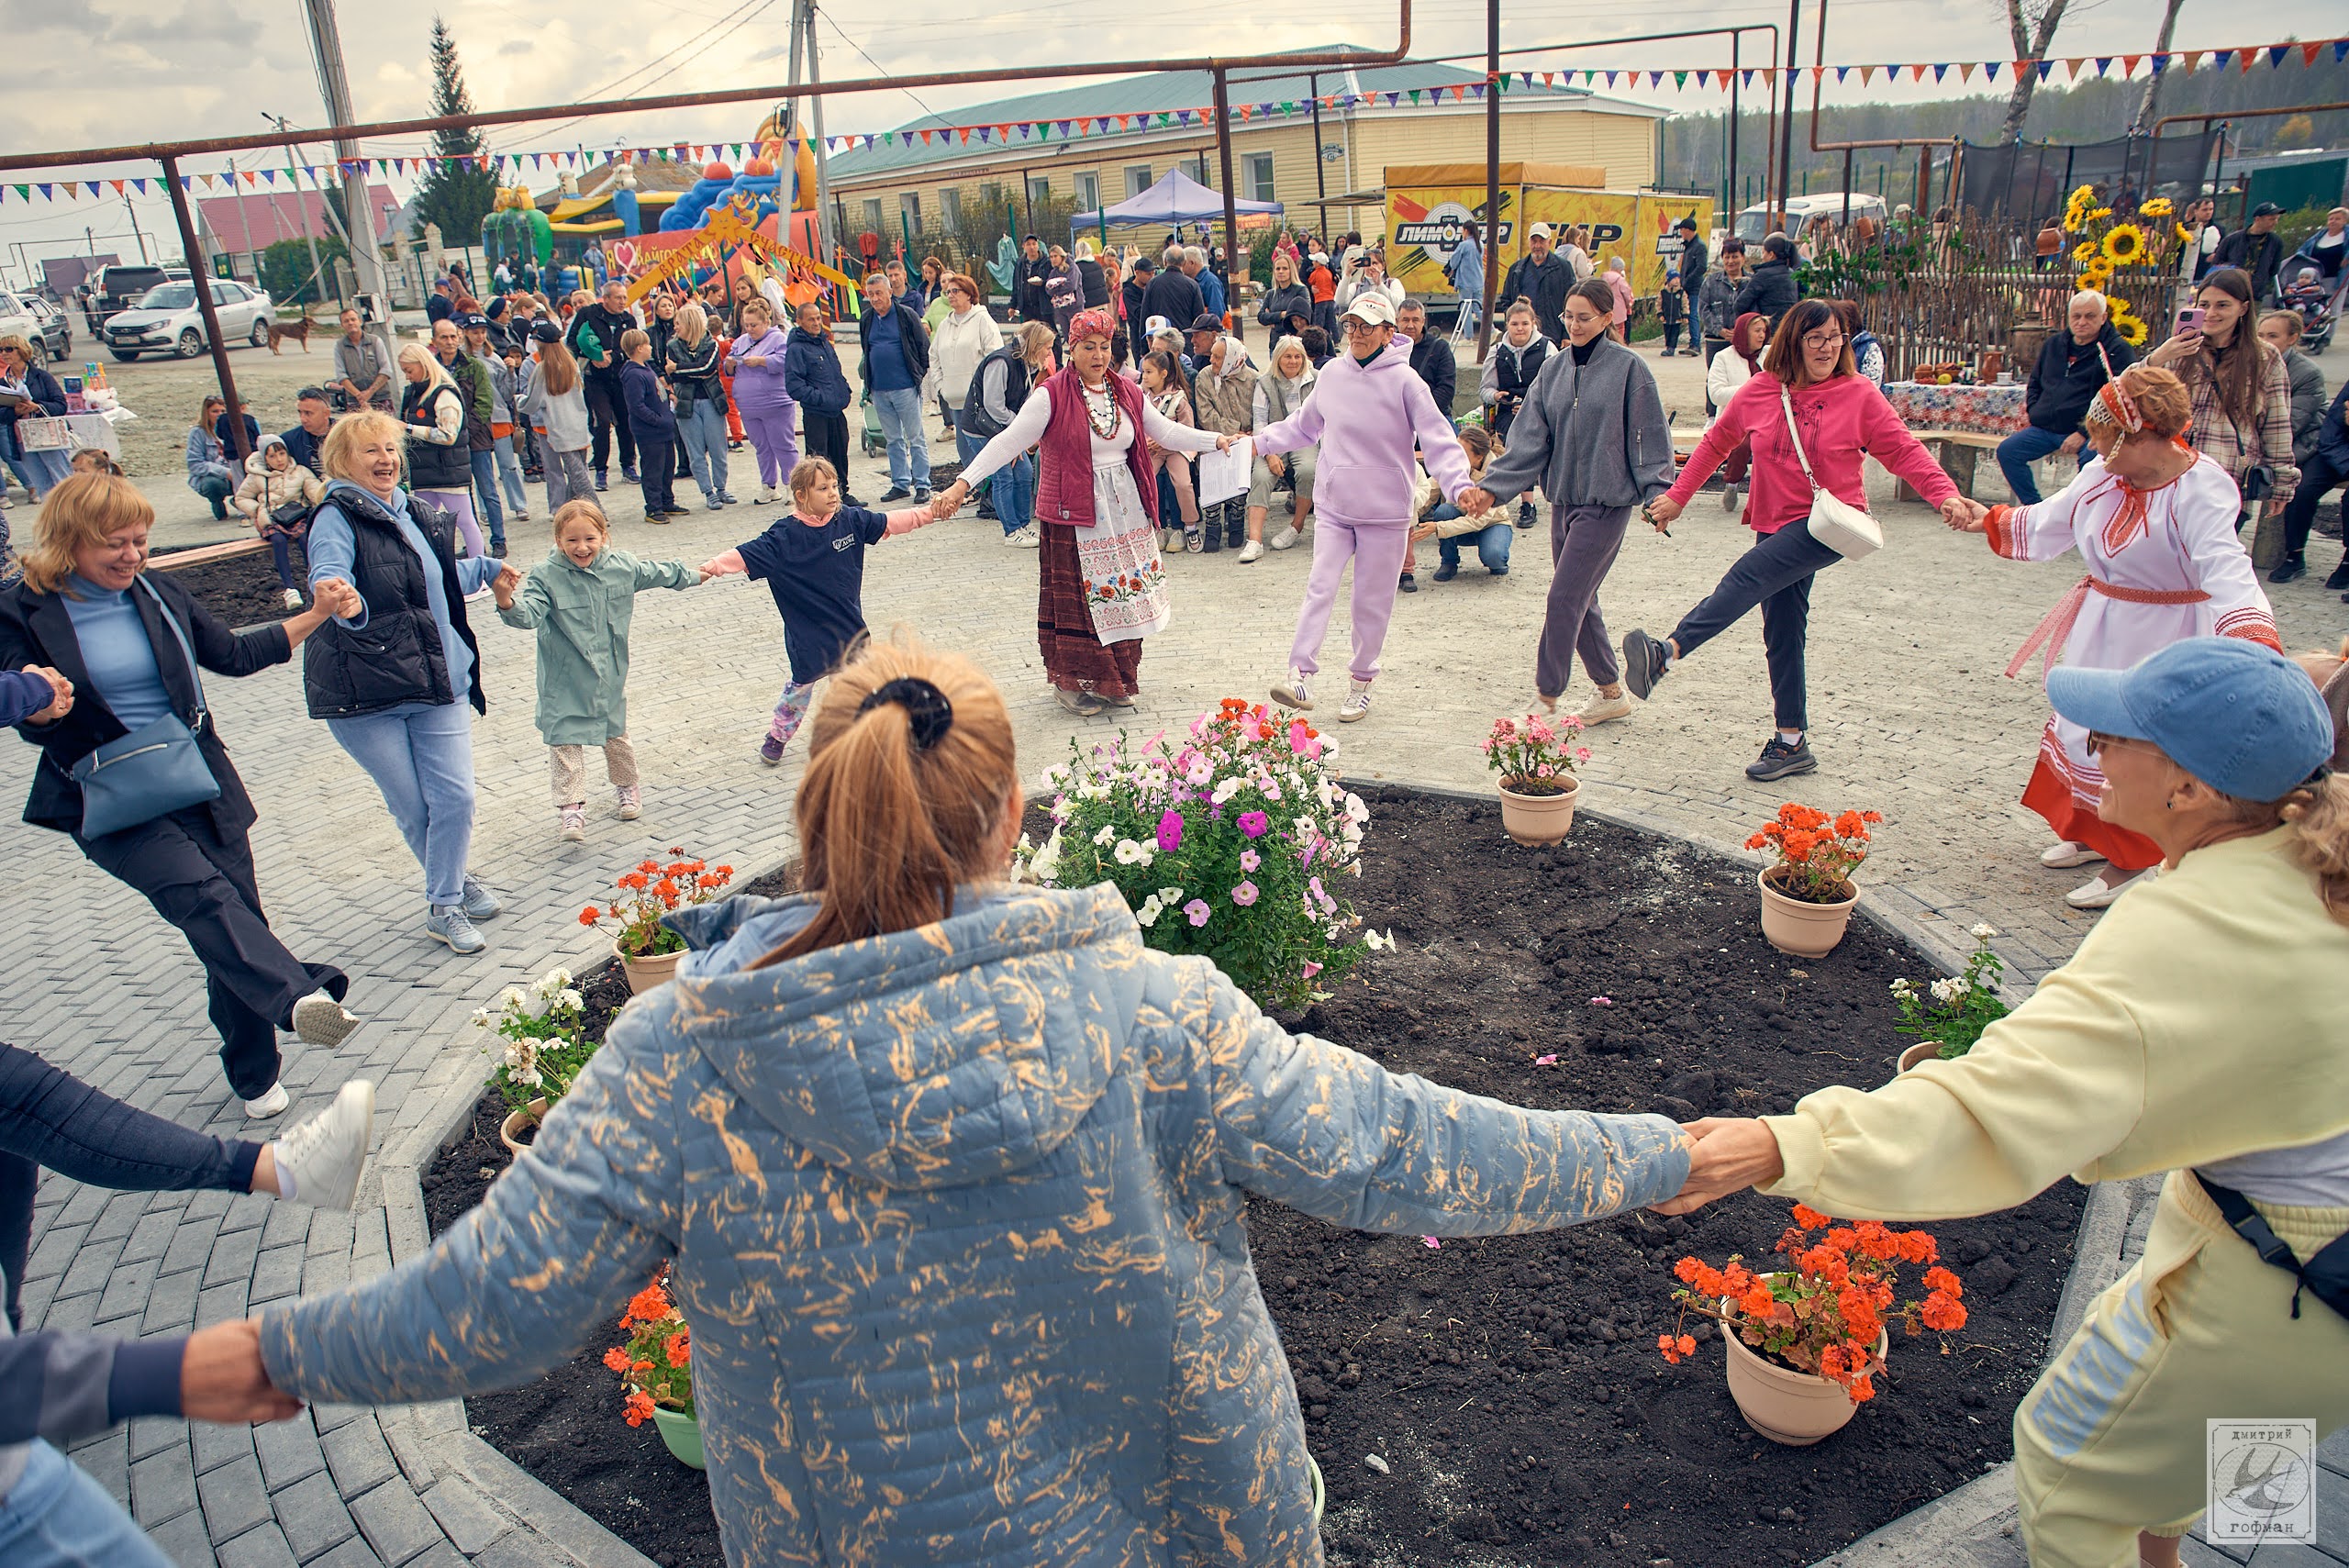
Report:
1954,362,2282,910
934,306,1222,716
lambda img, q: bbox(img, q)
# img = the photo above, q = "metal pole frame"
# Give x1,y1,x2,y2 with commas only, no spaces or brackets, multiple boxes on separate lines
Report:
160,155,252,462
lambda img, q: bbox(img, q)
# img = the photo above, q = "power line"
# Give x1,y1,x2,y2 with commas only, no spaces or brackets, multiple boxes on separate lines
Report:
492,0,788,150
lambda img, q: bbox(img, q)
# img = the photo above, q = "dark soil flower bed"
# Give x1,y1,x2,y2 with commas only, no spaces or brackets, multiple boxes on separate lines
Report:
149,540,307,627
423,792,2081,1567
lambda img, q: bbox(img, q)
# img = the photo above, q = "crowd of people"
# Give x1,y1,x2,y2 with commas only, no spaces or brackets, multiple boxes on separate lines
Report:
0,179,2344,1568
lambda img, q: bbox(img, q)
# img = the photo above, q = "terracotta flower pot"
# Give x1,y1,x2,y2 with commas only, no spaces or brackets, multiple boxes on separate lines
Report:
1497,776,1578,847
1756,868,1858,958
1896,1040,1944,1076
650,1405,705,1470
1720,1287,1889,1446
618,942,685,995
498,1095,549,1157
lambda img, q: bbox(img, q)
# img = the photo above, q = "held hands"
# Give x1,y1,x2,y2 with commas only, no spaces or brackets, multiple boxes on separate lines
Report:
930,482,970,521
1939,495,1983,531
1649,1118,1788,1217
1643,495,1684,532
1457,487,1494,519
1215,432,1252,454
490,564,525,606
311,578,364,619
181,1319,303,1426
23,664,72,723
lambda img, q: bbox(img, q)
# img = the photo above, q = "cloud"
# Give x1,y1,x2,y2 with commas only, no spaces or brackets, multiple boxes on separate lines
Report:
498,39,534,55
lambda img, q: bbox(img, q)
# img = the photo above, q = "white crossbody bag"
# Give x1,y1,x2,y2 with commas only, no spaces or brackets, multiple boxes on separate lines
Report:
1778,383,1884,559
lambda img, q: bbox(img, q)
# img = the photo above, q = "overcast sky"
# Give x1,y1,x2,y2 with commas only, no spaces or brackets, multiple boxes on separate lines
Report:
3,0,2336,276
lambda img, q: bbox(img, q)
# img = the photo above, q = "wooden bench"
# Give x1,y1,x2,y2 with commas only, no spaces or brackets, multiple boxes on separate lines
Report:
148,538,265,572
1898,429,2005,502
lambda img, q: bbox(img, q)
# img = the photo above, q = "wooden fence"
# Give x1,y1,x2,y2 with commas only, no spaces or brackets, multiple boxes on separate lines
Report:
1802,220,2174,381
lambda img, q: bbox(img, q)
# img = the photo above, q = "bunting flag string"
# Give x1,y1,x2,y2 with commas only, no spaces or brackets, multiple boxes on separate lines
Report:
2,32,2342,204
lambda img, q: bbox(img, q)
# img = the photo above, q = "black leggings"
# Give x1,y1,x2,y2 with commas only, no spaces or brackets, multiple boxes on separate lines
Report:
0,1042,261,1329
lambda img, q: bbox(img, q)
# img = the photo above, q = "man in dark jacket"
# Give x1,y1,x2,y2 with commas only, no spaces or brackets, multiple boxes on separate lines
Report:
568,280,640,489
2210,203,2286,302
856,272,933,502
1122,258,1153,332
1733,234,1801,332
2276,374,2349,590
1498,223,1574,344
1994,290,2134,506
1673,217,1709,356
1141,249,1206,337
1012,236,1052,323
784,302,856,502
1397,299,1457,424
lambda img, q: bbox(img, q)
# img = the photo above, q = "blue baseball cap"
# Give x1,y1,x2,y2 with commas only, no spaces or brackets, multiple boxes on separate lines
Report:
2048,638,2333,801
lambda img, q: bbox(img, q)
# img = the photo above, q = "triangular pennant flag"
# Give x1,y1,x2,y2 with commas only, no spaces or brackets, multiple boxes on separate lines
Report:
2149,53,2169,75
1605,71,1619,86
1520,72,1533,88
1985,61,2002,81
134,178,148,193
1724,69,1740,87
1787,66,1800,84
1647,71,1664,87
1742,68,1756,87
2179,50,2201,72
1809,64,1824,81
1859,64,1876,84
1385,91,1400,106
1958,61,1975,83
2035,59,2054,81
2302,41,2323,66
920,129,933,144
1909,62,1929,81
1932,62,1950,82
957,127,971,143
1542,72,1554,87
2238,48,2256,72
11,185,26,202
2065,58,2085,80
111,177,128,194
1058,119,1072,136
262,170,277,185
2266,44,2288,68
2093,57,2113,77
34,183,49,200
1176,108,1194,125
975,126,990,142
2121,54,2142,75
1408,89,1421,104
2333,39,2347,63
2210,50,2232,71
996,124,1010,139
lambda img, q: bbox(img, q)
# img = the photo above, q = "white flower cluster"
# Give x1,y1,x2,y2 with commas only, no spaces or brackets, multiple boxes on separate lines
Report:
504,1037,543,1087
1969,922,1998,941
1889,977,1920,1003
1134,886,1186,929
1929,975,1969,1006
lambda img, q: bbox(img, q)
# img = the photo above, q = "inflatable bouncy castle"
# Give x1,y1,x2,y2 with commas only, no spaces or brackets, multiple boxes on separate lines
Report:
482,185,554,269
660,128,820,253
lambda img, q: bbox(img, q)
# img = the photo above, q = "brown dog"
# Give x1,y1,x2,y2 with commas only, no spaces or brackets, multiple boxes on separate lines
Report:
266,317,321,354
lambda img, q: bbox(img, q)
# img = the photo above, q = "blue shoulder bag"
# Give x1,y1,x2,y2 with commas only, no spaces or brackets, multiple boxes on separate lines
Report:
69,575,221,839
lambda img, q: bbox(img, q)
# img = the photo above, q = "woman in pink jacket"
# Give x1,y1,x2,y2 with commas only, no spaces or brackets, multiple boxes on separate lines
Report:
1620,298,1971,781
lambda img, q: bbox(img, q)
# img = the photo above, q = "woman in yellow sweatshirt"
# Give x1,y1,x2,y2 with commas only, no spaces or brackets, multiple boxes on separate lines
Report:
1663,636,2349,1568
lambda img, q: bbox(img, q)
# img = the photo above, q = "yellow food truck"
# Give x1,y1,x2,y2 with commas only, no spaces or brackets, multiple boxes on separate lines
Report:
1382,163,1714,308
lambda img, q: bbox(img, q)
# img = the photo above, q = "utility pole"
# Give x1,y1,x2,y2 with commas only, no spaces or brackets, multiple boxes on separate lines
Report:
806,0,835,264
1776,0,1800,232
267,112,333,308
300,0,391,314
122,192,151,263
1476,0,1497,360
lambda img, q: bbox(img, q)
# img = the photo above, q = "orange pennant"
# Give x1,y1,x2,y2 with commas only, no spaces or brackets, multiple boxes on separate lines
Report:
2237,49,2254,72
1860,64,1876,84
2179,50,2201,72
2122,54,2142,75
2302,41,2323,66
1909,62,1928,81
2065,57,2085,80
1958,61,1975,83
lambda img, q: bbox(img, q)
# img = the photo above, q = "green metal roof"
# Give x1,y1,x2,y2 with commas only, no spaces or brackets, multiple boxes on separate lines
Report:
820,47,1653,183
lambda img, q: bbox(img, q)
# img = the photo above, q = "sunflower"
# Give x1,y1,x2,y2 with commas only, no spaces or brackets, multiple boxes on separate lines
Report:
2087,207,2113,223
2102,225,2149,265
2140,196,2174,218
2176,223,2196,244
2071,240,2099,261
2113,314,2149,348
2074,272,2103,294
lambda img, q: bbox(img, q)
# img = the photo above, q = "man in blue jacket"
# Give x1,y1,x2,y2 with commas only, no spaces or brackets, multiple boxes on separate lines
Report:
855,272,932,504
1996,290,2133,505
2277,375,2349,594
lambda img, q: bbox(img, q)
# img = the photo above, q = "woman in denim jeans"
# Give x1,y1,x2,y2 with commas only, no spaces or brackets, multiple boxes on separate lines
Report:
665,303,734,511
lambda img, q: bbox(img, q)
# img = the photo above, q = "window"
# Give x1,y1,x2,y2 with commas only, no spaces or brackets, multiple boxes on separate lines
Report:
1026,176,1052,207
1185,156,1212,186
1125,165,1153,197
900,193,922,234
1244,153,1275,203
941,187,963,231
860,197,883,237
1073,172,1099,212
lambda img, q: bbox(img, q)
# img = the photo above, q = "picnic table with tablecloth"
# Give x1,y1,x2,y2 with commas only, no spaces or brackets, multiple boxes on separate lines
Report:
1883,381,2028,438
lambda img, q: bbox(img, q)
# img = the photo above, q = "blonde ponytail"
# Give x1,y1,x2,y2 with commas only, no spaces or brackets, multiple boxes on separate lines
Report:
752,636,1018,967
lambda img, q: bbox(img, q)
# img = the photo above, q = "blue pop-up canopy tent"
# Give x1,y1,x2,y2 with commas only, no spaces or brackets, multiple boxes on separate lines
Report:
1071,169,1282,237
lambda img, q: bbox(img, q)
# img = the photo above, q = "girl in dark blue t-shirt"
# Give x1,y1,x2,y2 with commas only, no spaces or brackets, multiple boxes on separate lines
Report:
702,457,941,763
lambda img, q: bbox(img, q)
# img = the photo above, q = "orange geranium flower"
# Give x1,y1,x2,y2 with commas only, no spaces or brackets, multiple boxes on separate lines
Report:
626,1283,672,1326
623,1390,656,1427
1923,1266,1963,1297
663,1329,691,1366
1920,1292,1968,1331
1789,1204,1831,1230
603,1346,632,1373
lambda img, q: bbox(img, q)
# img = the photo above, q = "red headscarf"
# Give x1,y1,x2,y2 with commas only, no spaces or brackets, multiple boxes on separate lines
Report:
1731,311,1766,371
1068,306,1118,343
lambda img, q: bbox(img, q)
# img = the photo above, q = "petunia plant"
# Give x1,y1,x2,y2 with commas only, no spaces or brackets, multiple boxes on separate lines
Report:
474,967,595,1115
580,849,736,958
1015,697,1375,1010
605,1266,694,1426
1660,1204,1967,1406
1891,922,2009,1060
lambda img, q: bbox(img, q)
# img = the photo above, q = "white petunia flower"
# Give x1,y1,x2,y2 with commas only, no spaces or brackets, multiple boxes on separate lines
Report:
1136,896,1163,928
1158,886,1184,902
1969,922,1998,941
1094,824,1118,846
1343,794,1370,824
1363,928,1400,952
1212,777,1244,806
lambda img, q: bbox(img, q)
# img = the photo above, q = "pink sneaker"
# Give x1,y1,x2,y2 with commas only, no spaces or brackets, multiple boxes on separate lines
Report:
559,805,586,841
616,785,642,820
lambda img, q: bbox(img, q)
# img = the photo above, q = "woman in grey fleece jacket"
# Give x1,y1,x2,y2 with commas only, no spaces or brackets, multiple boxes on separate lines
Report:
1471,280,1674,724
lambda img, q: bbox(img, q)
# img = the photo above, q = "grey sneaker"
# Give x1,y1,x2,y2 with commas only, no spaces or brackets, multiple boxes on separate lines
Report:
1620,629,1671,701
1744,736,1818,782
461,876,501,922
272,1081,374,1210
426,904,487,954
290,990,362,1048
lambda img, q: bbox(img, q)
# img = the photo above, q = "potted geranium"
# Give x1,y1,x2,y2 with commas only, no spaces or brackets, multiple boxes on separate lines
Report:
604,1266,702,1469
1746,803,1882,957
1483,711,1592,846
1661,1204,1967,1445
1891,921,2009,1074
1017,698,1374,1011
581,849,736,994
474,968,595,1153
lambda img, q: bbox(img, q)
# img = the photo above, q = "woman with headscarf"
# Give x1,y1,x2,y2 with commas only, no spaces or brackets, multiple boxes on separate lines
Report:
1954,362,2282,910
1190,333,1257,555
1602,258,1632,339
930,308,1223,715
1705,312,1768,507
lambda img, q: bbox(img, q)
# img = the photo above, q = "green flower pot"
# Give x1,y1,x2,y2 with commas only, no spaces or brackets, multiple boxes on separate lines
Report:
651,1405,705,1471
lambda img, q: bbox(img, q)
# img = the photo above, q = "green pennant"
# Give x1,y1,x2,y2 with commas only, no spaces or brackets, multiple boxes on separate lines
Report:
1674,70,1687,86
1408,89,1422,104
1281,100,1297,114
1583,69,1597,84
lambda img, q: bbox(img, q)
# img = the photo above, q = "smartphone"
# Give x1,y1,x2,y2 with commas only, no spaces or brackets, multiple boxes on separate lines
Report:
2174,306,2205,337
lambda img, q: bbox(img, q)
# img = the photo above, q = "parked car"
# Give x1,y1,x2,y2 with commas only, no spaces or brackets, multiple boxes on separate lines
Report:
25,294,71,361
0,292,59,362
95,263,179,320
103,279,274,361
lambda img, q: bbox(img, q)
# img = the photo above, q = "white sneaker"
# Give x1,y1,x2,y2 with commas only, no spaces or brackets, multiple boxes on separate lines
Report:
273,1081,374,1210
282,587,305,610
755,484,778,505
290,990,362,1048
1577,690,1634,726
243,1082,291,1119
513,508,529,522
616,785,642,821
1271,670,1313,710
2040,840,2106,869
1237,539,1264,563
1008,525,1040,548
2066,866,2154,909
1269,525,1301,550
560,805,586,841
1162,528,1186,554
1339,679,1374,723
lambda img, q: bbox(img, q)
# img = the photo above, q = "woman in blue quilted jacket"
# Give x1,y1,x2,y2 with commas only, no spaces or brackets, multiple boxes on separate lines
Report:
250,635,1692,1567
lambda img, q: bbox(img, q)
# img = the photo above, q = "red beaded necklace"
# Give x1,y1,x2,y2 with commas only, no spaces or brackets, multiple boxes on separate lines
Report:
1080,378,1122,440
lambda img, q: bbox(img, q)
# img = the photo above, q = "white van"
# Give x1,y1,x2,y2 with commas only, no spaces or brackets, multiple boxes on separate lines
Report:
1732,193,1888,244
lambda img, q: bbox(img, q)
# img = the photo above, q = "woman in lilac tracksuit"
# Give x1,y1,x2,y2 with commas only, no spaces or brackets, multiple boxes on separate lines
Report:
1247,293,1475,724
723,296,797,503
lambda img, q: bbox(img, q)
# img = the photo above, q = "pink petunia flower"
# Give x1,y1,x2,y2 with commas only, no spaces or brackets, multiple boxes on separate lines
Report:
1230,881,1260,906
1422,1237,1442,1250
1157,809,1185,852
1238,811,1269,840
1240,849,1261,872
1185,899,1211,928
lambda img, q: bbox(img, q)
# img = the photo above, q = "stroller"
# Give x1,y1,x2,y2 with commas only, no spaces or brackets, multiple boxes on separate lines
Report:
860,395,887,457
2283,262,2335,354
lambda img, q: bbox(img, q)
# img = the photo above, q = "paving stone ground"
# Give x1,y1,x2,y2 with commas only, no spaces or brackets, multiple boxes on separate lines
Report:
10,337,2344,1565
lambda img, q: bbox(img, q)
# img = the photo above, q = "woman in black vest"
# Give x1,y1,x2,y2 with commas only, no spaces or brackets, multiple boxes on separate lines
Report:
0,473,365,1117
1479,300,1552,528
302,412,515,957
